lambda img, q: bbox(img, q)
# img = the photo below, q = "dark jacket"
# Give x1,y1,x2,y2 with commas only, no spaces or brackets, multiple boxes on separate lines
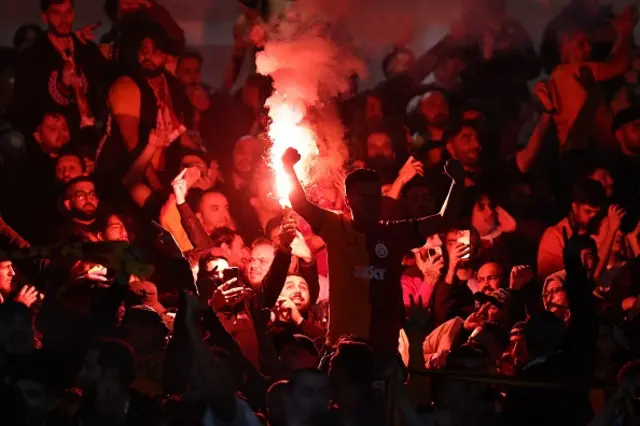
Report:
11,34,110,135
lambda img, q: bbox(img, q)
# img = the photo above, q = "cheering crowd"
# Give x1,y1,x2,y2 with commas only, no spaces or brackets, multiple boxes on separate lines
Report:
0,0,640,425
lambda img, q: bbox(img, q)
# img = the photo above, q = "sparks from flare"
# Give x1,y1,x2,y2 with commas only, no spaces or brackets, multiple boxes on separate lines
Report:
267,93,319,208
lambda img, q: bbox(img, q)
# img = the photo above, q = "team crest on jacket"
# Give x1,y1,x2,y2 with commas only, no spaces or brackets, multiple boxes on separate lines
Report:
375,242,389,259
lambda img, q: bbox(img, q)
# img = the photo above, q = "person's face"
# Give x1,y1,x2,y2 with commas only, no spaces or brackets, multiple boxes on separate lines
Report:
42,0,75,36
0,311,34,355
15,379,52,422
55,155,84,183
346,181,383,225
447,126,481,168
65,181,99,218
548,291,570,323
477,301,504,324
76,349,102,390
137,37,167,76
0,260,16,296
280,345,319,374
233,138,262,178
589,169,614,198
291,373,330,421
543,278,564,307
406,186,435,218
19,28,41,51
560,31,592,63
471,194,498,236
102,215,129,243
620,120,640,152
386,51,415,77
434,57,465,90
476,263,504,294
365,95,383,123
366,133,394,160
197,192,231,233
176,57,202,86
205,258,229,280
580,247,598,277
227,235,246,268
248,244,275,287
571,203,601,230
420,92,450,129
35,113,70,154
280,275,311,311
501,330,528,374
181,155,214,190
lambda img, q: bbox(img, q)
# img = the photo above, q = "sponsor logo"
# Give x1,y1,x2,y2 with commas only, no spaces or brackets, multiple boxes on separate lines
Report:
375,242,389,259
354,265,387,281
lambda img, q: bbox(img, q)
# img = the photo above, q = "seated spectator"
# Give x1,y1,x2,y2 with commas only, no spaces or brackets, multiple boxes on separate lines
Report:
537,179,606,280
59,176,101,243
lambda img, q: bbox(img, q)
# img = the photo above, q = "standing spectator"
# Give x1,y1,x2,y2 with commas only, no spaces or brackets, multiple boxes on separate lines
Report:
12,0,109,136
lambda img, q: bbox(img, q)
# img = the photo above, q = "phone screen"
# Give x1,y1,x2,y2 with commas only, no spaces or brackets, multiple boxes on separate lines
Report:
221,267,241,288
457,230,471,259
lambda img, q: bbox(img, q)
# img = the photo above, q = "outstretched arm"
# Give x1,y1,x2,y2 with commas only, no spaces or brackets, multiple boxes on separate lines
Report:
282,149,328,234
415,160,465,237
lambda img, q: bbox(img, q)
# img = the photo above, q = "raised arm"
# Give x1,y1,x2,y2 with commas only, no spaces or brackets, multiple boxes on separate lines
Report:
591,6,636,82
282,148,328,233
416,160,465,237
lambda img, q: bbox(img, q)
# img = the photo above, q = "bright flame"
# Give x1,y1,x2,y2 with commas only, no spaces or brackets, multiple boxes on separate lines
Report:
267,93,318,208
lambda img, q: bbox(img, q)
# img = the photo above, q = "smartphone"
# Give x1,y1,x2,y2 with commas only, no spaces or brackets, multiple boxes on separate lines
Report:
457,230,471,259
221,267,241,289
427,246,442,259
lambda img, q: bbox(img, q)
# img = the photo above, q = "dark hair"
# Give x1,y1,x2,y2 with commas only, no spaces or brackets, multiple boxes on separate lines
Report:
55,148,86,171
64,176,96,200
211,227,239,248
381,48,413,78
13,24,43,49
251,237,275,250
178,50,204,69
96,212,136,242
195,189,228,213
265,214,284,240
571,178,606,207
442,119,480,145
88,338,136,386
40,0,72,12
345,168,381,194
329,340,376,386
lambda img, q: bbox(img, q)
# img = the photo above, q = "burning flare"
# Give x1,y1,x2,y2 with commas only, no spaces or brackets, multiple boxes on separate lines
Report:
266,93,318,208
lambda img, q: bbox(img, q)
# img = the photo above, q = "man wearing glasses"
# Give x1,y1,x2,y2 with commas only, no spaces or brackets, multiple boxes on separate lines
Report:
60,176,100,243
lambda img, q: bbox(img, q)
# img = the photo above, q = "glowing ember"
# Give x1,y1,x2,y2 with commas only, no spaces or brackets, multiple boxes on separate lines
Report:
267,92,318,208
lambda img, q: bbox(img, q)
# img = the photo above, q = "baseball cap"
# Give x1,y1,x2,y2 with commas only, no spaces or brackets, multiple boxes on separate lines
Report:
127,281,166,315
474,288,509,308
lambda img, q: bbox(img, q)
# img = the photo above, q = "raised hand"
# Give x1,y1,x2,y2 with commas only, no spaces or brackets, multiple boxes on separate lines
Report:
607,204,627,233
509,265,534,291
532,80,555,114
416,251,444,285
74,22,101,45
282,148,301,169
171,168,188,205
496,206,517,233
278,214,297,251
209,279,251,310
14,285,41,308
276,297,303,325
444,159,465,185
398,156,424,183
